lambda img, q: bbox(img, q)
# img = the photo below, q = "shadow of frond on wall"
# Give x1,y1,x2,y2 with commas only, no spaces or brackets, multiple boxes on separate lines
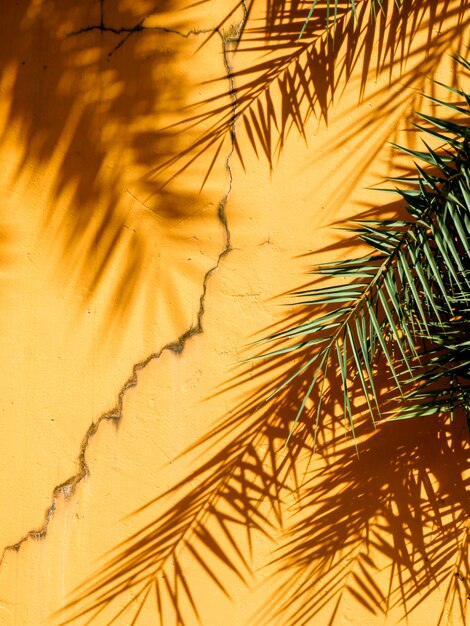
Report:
155,0,470,179
255,418,469,626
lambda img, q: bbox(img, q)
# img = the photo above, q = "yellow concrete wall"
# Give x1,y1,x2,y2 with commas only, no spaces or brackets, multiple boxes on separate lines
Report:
0,0,468,624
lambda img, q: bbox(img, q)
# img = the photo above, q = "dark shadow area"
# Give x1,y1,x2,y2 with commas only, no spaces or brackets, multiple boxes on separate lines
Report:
0,0,234,329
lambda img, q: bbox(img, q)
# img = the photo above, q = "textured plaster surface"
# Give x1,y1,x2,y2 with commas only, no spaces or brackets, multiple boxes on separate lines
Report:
0,0,469,625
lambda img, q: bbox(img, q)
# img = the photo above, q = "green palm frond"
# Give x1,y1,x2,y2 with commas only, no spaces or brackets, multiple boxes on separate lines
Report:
259,54,470,439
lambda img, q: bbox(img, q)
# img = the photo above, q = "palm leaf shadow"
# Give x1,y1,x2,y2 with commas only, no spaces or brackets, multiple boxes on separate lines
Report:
58,370,317,624
150,0,470,187
254,415,469,626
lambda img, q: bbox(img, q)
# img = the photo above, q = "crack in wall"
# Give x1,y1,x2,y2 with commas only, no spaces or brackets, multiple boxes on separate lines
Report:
67,22,214,57
0,4,248,568
67,5,215,58
68,22,212,38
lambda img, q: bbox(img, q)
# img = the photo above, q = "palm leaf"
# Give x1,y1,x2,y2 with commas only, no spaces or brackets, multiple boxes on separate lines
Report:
261,54,470,437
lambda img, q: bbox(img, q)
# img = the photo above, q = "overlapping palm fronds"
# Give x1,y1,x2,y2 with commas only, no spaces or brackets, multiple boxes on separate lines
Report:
260,54,470,438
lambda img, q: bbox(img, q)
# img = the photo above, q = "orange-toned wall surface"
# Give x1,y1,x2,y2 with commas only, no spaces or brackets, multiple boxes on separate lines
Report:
0,1,468,624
